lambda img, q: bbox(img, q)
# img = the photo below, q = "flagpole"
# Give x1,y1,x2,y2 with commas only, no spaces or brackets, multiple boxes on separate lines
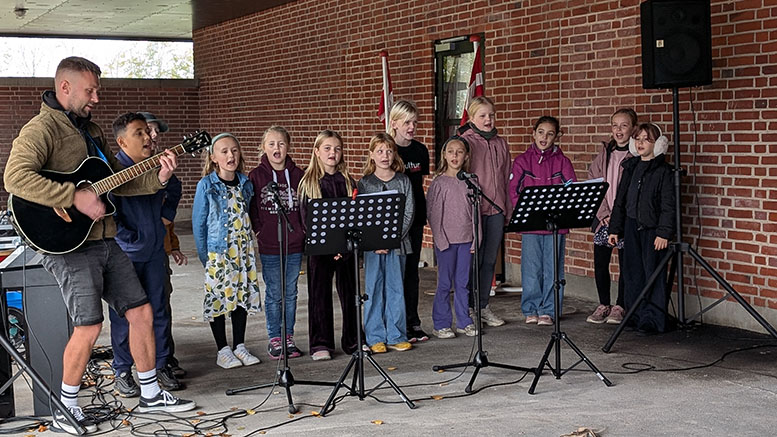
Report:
380,50,390,131
460,35,482,127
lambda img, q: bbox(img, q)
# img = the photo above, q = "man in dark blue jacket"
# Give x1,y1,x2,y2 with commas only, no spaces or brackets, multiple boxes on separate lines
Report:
109,112,184,397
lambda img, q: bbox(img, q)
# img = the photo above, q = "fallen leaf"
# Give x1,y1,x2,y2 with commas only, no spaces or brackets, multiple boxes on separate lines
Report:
230,407,238,411
439,382,449,386
246,409,256,415
183,434,195,437
310,411,320,416
387,367,397,371
197,411,207,416
259,432,267,435
436,369,445,373
237,426,246,430
431,395,444,400
191,419,201,424
121,419,131,426
371,420,384,425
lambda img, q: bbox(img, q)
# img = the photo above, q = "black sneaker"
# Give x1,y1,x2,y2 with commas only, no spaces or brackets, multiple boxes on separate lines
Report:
285,335,302,358
408,326,429,343
267,337,282,360
114,371,140,398
158,366,185,391
52,405,98,434
137,390,196,413
167,356,187,378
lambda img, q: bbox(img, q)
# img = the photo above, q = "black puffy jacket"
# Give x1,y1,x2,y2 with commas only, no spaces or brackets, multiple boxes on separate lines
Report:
608,155,675,240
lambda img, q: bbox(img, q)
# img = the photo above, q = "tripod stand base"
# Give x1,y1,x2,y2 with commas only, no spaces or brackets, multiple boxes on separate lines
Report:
319,351,416,416
433,351,536,393
226,368,336,414
529,331,612,394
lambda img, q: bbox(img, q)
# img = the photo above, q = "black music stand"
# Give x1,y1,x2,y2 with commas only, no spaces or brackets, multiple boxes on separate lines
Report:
306,193,415,415
506,181,613,394
226,185,333,414
432,175,535,393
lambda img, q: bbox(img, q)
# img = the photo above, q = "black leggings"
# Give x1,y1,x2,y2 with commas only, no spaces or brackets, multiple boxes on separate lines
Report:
209,306,247,351
593,244,625,307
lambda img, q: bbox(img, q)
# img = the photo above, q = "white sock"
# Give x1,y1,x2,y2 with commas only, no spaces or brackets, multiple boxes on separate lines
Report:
137,368,161,399
60,382,80,409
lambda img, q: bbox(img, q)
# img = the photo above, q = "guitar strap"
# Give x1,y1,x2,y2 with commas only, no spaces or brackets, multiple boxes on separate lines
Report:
83,130,108,163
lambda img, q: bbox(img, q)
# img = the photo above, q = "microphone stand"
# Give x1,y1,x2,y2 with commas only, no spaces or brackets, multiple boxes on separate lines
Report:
226,183,333,413
432,174,535,393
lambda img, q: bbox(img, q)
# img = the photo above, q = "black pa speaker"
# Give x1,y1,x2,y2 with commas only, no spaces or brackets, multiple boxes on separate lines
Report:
640,0,712,89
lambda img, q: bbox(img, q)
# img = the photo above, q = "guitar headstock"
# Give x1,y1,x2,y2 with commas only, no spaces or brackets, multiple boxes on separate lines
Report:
181,131,212,154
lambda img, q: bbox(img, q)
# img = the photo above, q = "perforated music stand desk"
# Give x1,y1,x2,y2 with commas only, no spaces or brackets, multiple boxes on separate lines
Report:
506,181,613,393
305,193,416,414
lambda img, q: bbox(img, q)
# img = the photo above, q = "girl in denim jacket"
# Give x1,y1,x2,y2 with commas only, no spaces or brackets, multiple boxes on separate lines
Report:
192,133,262,369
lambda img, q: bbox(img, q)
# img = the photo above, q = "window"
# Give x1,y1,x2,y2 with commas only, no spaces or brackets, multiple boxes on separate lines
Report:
0,37,193,79
433,35,485,161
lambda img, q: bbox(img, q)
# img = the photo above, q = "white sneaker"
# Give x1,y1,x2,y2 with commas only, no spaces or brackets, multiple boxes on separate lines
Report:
480,305,505,327
456,324,479,337
233,343,261,366
432,328,456,339
216,346,243,369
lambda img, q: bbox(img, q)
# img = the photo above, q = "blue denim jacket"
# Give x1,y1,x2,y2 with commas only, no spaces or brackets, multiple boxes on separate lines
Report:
192,171,254,266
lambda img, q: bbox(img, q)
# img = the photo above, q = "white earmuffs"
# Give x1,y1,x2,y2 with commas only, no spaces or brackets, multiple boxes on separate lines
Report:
629,123,669,156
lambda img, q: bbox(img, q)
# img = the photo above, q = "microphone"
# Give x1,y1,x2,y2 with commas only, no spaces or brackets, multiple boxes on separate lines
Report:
457,170,477,181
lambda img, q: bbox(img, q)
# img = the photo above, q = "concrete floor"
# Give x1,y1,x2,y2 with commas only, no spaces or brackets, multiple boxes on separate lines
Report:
8,231,777,436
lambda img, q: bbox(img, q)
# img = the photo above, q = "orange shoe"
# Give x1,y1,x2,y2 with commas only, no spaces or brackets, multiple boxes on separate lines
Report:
370,342,387,353
387,341,412,351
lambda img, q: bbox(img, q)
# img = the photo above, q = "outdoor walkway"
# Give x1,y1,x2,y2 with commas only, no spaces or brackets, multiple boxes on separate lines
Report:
8,232,777,436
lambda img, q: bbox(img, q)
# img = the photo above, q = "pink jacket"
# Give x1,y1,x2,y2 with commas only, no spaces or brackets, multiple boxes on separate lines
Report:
460,127,512,218
509,143,577,235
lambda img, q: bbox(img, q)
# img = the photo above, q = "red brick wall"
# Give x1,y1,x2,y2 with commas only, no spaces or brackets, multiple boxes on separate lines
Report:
193,0,777,314
0,78,201,210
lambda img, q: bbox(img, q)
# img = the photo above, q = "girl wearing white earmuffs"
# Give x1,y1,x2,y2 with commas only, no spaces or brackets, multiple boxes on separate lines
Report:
607,123,675,335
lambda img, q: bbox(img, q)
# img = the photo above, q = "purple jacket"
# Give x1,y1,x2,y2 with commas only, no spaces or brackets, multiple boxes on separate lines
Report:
509,143,577,235
248,155,305,255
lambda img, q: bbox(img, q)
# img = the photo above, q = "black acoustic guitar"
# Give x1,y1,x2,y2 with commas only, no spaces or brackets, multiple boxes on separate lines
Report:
7,131,211,255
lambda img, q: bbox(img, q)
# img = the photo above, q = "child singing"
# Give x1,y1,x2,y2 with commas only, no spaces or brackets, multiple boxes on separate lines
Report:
608,123,674,335
248,126,305,360
426,136,478,338
192,133,262,369
357,133,414,353
388,99,431,343
298,130,359,361
509,116,576,326
586,108,638,325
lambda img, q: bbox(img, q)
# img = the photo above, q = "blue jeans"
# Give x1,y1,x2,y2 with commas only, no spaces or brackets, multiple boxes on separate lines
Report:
260,252,302,339
363,250,407,345
521,233,566,318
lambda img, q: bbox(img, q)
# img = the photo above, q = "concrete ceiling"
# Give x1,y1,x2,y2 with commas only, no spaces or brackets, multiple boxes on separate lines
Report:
0,0,294,41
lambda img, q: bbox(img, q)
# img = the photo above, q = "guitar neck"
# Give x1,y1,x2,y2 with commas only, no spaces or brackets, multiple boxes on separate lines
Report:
91,144,186,195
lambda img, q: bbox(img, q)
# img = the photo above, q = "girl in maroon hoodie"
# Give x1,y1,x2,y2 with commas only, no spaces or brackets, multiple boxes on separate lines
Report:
248,126,305,360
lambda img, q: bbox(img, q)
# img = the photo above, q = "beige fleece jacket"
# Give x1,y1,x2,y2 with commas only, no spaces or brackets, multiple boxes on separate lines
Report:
4,100,164,241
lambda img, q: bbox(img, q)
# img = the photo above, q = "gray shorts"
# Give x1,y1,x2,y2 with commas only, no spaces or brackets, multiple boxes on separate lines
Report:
41,239,149,326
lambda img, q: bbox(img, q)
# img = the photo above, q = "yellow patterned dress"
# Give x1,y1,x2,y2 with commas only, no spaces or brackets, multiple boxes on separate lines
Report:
203,186,262,321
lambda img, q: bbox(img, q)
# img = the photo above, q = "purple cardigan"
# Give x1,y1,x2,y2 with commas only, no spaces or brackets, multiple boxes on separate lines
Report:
509,143,577,235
